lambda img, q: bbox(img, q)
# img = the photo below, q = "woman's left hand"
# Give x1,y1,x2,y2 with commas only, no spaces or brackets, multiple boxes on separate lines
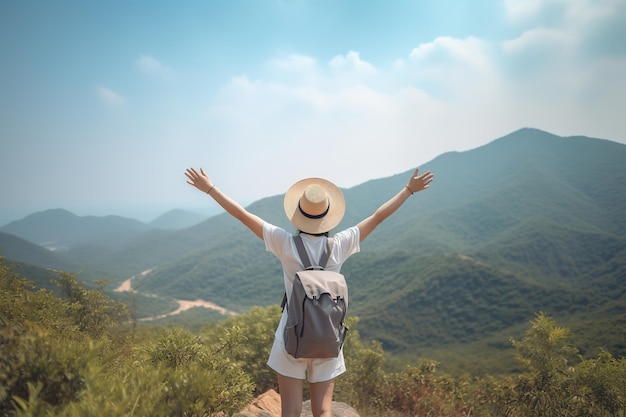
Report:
185,167,213,194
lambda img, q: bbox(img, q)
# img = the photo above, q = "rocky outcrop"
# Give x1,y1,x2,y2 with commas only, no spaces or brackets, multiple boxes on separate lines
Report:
236,389,282,416
234,389,360,417
300,399,360,417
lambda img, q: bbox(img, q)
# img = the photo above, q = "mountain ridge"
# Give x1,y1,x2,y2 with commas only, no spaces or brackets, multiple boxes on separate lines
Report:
148,209,209,230
0,208,211,250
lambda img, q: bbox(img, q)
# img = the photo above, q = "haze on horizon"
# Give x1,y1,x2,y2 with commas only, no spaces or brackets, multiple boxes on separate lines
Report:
1,0,625,225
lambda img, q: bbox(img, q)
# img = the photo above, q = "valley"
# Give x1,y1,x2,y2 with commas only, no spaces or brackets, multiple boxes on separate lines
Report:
114,269,238,321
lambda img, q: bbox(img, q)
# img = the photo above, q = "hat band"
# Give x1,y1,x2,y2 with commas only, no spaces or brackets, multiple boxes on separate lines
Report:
298,200,330,219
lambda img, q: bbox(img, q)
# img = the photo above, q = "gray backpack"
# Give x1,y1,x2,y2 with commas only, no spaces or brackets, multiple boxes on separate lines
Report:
281,235,349,358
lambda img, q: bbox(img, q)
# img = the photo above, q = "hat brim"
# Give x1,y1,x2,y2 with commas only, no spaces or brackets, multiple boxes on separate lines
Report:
283,177,345,234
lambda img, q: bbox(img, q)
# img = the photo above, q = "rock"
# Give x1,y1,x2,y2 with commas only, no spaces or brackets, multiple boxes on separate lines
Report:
234,389,360,417
300,399,360,417
235,389,282,417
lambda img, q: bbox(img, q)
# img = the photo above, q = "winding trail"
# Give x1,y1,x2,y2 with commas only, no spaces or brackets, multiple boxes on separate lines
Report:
115,269,237,320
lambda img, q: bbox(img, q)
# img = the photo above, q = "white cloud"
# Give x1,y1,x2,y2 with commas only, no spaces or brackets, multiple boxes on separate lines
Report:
97,86,125,106
135,55,173,77
265,51,379,92
502,27,572,53
328,51,377,74
408,36,495,85
504,0,624,29
270,54,317,72
504,0,549,21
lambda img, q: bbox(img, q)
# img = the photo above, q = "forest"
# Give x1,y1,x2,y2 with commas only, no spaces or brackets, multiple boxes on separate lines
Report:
2,258,625,417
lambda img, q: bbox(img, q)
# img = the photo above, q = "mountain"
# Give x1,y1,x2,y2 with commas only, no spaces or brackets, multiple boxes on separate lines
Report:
149,209,209,230
124,128,625,371
0,209,152,250
2,128,624,374
0,232,77,273
0,231,115,283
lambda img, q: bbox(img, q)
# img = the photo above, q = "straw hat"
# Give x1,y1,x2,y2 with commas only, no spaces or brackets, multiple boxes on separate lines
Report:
283,178,345,234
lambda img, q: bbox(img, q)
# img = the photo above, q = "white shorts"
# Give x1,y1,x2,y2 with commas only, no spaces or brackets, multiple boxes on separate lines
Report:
267,314,346,383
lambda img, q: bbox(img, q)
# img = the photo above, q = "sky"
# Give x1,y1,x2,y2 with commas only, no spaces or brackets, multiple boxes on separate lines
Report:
1,0,625,225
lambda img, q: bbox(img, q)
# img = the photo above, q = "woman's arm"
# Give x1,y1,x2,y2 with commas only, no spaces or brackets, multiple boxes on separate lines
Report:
356,168,433,242
185,167,265,240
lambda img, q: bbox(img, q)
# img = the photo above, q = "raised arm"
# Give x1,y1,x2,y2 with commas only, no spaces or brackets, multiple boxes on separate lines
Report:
185,167,265,240
356,168,434,242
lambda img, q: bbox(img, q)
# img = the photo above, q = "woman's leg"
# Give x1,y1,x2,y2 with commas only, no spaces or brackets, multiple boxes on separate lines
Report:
277,373,305,417
309,378,335,417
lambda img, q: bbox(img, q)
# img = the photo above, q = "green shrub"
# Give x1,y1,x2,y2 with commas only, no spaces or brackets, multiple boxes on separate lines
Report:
0,261,94,414
138,326,254,415
201,305,281,395
0,323,90,413
53,272,129,339
376,360,470,417
144,326,208,368
334,317,386,410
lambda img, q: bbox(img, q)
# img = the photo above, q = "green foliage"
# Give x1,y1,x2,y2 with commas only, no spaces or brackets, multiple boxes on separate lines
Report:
0,260,93,413
346,312,626,417
201,305,282,395
574,349,626,416
49,327,254,417
375,360,471,417
144,327,208,368
136,327,253,416
511,312,579,383
502,313,626,417
3,257,626,417
1,322,91,412
334,317,386,410
0,259,254,416
53,272,129,338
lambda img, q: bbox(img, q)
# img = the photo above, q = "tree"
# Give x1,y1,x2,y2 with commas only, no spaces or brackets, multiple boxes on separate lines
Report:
53,272,129,338
509,312,579,417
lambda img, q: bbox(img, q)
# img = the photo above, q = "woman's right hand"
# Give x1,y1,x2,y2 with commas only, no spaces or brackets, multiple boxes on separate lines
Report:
406,168,434,194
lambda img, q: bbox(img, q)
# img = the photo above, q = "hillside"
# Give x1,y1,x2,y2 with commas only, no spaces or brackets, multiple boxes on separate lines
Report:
149,209,209,230
0,232,118,283
130,128,626,371
2,127,625,374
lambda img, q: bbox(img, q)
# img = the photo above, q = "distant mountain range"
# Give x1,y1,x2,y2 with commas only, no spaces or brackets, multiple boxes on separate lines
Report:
1,127,624,375
149,209,209,231
0,208,210,251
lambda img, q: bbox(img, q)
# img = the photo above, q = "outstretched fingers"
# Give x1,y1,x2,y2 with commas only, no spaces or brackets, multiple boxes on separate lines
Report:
185,167,199,178
408,169,434,193
420,171,434,187
185,167,206,188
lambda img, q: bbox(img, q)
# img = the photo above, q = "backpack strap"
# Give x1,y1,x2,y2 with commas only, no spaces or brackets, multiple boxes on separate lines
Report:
293,234,313,269
282,235,334,310
320,239,333,269
294,235,333,269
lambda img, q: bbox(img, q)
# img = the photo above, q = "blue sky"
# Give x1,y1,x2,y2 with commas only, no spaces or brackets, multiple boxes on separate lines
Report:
1,0,625,224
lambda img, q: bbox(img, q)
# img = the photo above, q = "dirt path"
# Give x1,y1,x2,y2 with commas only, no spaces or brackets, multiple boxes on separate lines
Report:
115,268,237,320
138,299,237,321
115,268,154,292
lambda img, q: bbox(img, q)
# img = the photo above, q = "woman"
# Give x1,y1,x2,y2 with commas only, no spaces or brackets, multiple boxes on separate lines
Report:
185,167,434,417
